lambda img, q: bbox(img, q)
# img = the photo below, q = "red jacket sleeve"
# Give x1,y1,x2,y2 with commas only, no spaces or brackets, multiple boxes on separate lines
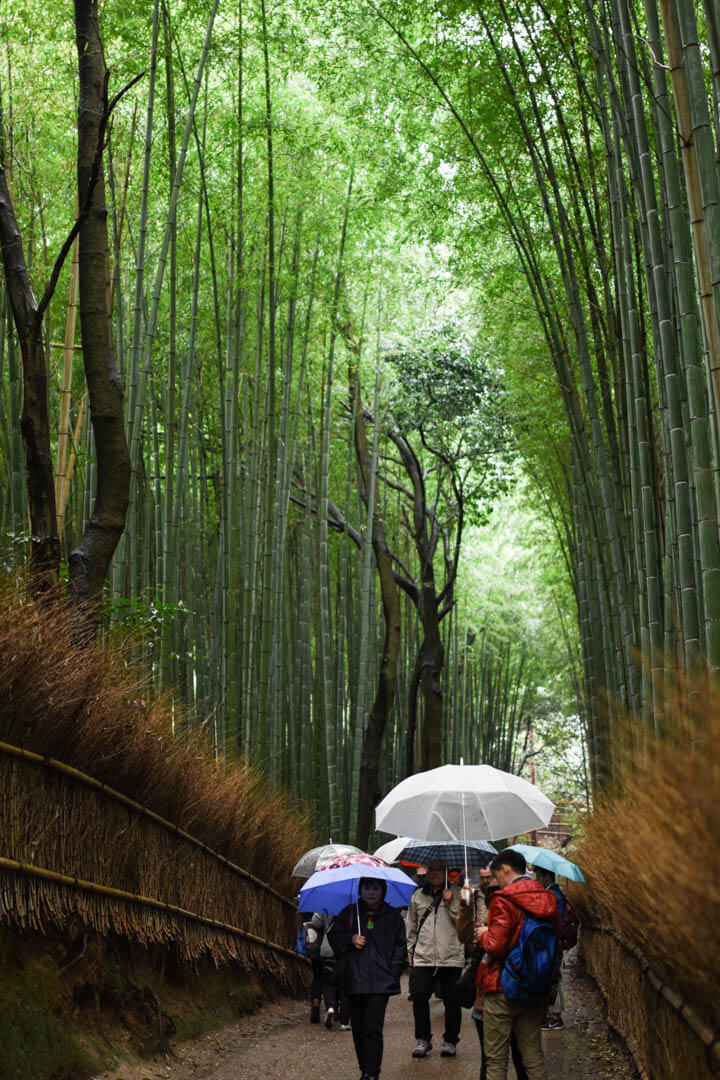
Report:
480,895,521,959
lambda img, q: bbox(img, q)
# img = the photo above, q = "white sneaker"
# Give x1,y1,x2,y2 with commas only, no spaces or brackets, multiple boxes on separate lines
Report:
440,1040,456,1057
324,1007,335,1029
339,1022,352,1030
412,1039,432,1058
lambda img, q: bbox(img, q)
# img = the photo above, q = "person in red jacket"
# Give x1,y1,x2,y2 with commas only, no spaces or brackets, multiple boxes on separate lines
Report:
474,849,558,1080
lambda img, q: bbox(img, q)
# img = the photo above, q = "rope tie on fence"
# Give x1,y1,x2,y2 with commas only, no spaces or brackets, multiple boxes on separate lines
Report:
0,740,295,909
582,923,720,1068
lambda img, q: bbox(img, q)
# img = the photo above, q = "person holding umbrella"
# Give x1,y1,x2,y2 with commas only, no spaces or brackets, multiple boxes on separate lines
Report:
406,859,465,1058
293,842,363,1026
328,877,407,1080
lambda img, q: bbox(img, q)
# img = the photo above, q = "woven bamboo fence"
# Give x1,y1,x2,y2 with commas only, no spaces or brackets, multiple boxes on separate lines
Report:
580,925,720,1080
0,741,308,993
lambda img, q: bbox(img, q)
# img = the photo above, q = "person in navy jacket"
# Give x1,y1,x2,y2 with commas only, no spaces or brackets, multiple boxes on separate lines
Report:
328,877,407,1080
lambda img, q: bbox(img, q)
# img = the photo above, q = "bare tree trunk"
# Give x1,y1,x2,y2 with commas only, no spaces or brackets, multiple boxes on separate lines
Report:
69,0,130,607
345,315,403,846
0,146,59,584
405,650,421,776
417,605,445,771
356,538,401,847
403,615,445,774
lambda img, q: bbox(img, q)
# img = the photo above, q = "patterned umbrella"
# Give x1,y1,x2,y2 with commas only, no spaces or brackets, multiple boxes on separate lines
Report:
317,853,389,870
398,840,497,869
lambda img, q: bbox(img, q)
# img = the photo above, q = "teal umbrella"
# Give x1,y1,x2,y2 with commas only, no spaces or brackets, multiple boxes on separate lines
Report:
509,843,585,883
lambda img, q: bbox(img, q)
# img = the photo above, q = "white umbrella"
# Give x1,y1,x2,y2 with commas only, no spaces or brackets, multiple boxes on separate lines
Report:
373,836,415,863
292,842,363,879
374,762,554,844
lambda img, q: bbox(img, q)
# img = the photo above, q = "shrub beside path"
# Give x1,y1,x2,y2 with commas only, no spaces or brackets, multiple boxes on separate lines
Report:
101,953,636,1079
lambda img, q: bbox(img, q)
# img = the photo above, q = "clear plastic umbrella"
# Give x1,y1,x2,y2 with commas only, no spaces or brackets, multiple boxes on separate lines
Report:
292,842,363,879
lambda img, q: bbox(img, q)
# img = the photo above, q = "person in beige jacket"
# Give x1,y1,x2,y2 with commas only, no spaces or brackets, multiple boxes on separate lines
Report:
406,861,464,1058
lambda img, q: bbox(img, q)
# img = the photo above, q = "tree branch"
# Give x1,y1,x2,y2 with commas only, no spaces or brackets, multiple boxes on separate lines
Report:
36,69,146,323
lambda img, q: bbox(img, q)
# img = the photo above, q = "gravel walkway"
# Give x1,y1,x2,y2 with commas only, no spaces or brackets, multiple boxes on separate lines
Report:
99,952,636,1079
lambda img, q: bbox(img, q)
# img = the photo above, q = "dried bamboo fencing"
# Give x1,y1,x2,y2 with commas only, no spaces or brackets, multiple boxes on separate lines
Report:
0,741,308,994
580,925,720,1080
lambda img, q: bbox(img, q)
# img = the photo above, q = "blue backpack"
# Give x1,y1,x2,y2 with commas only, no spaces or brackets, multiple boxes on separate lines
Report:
500,912,560,1000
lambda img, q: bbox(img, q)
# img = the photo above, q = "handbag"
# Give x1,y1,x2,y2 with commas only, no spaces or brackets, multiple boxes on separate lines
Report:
450,947,482,1009
303,920,323,959
321,953,347,988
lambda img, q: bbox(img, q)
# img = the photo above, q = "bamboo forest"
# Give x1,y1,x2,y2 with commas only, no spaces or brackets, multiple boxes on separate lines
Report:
0,2,719,1078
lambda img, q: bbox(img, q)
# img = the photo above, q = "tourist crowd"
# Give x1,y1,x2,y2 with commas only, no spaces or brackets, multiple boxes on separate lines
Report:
301,847,578,1080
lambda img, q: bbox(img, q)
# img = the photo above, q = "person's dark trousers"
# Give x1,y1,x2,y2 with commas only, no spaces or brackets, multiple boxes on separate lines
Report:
310,957,323,1001
338,990,350,1026
347,993,389,1076
321,977,339,1011
474,1015,529,1080
410,966,462,1045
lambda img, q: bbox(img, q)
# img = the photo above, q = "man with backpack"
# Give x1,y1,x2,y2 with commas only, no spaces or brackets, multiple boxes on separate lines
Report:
474,848,559,1080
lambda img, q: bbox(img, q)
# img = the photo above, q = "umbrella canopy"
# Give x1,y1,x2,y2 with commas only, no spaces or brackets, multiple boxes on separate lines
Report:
399,840,497,869
298,854,417,915
292,842,363,879
509,844,585,883
375,763,554,842
373,837,417,864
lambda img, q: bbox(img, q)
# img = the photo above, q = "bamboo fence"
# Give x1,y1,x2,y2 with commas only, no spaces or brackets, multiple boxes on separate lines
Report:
0,742,308,992
580,925,720,1080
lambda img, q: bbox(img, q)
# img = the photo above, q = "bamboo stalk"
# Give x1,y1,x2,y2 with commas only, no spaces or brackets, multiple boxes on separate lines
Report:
59,390,87,531
127,0,219,480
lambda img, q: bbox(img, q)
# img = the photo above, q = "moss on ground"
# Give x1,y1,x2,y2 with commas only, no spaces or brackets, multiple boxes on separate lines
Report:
0,926,266,1079
0,930,94,1080
171,970,261,1041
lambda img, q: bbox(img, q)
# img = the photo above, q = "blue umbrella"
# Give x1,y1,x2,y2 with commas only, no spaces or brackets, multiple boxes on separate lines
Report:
509,843,585,883
298,856,418,915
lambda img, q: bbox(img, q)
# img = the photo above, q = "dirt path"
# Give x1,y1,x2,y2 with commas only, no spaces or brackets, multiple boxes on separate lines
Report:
99,953,636,1079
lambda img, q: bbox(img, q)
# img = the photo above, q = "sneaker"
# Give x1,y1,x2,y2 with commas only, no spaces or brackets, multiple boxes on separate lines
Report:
440,1040,457,1057
324,1007,335,1029
339,1022,352,1030
412,1039,432,1058
542,1015,564,1030
310,999,320,1024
